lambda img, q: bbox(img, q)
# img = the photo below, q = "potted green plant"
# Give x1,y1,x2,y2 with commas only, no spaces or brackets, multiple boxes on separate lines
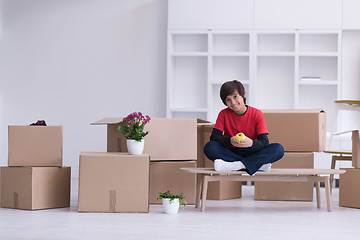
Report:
118,112,151,155
157,190,187,214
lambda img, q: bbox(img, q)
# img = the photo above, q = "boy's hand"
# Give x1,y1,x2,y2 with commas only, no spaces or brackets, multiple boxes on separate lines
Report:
231,136,253,148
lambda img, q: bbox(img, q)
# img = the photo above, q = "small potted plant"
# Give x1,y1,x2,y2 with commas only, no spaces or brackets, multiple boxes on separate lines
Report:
157,190,187,214
118,112,151,155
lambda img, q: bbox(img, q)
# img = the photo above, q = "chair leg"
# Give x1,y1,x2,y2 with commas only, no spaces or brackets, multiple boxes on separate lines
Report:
315,181,321,208
330,156,336,192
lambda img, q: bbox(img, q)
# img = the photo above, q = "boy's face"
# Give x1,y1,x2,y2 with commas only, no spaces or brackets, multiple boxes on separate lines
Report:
225,90,247,115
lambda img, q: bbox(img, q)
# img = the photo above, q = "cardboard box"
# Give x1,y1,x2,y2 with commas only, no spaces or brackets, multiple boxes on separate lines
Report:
339,168,360,208
262,110,326,152
255,152,314,201
1,166,70,210
204,158,242,200
352,130,360,168
78,152,149,213
8,125,63,167
149,161,197,204
91,118,197,161
197,122,213,167
197,121,242,200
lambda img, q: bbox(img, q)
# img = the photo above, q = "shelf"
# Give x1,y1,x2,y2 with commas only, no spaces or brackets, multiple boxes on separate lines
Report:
257,56,295,109
256,52,296,56
298,80,338,85
211,52,250,56
212,56,249,83
171,56,207,109
172,33,208,52
298,52,339,57
257,33,295,52
299,56,338,80
171,53,208,57
213,33,250,52
299,33,338,52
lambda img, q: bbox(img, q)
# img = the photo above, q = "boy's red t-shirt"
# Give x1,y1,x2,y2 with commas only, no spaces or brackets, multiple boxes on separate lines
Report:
214,106,268,140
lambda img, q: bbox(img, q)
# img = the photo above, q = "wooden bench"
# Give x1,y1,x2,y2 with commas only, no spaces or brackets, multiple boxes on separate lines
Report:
181,168,346,212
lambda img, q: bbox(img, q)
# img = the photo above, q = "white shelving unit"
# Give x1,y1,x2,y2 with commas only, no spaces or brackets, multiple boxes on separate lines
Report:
166,0,359,176
297,31,342,133
167,30,341,129
167,30,253,122
254,31,296,111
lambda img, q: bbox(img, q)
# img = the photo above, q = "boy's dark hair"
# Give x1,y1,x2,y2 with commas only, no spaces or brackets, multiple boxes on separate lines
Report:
220,80,246,105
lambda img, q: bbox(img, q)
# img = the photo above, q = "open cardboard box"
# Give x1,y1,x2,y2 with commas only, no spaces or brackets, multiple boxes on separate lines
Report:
91,118,197,161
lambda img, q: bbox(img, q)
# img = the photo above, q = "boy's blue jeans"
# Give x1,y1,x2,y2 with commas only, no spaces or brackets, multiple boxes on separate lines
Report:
203,141,284,175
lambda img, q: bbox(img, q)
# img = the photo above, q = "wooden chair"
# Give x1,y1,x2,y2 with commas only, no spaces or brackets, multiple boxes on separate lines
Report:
324,130,360,191
323,150,351,190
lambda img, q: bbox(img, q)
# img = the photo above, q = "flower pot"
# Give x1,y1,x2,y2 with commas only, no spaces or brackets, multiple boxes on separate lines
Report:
162,198,180,214
126,139,144,155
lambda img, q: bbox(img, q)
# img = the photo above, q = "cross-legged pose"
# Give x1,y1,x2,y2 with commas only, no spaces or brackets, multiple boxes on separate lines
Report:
203,80,284,175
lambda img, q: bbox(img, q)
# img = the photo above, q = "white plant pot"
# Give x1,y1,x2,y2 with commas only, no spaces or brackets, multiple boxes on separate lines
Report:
162,198,180,214
126,139,144,155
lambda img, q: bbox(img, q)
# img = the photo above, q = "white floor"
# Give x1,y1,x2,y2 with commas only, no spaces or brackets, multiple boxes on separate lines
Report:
1,179,360,240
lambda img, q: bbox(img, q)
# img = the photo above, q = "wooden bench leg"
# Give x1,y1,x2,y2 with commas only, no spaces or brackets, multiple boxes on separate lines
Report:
201,175,209,212
315,181,321,209
195,173,202,208
324,176,332,212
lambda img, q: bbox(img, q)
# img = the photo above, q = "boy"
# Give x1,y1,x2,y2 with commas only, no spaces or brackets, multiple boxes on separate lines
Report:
203,80,284,175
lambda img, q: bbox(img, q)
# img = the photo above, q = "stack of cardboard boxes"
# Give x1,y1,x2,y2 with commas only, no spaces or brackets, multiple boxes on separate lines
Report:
86,118,197,211
197,122,242,200
197,110,326,201
339,130,360,208
88,112,327,207
1,125,70,210
255,110,326,201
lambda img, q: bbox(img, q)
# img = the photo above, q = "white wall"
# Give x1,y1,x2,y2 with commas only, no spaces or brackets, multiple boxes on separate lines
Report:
0,0,168,176
0,0,3,36
341,31,360,133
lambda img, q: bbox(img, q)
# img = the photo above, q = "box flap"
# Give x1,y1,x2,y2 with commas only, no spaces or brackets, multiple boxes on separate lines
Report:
92,117,212,125
197,119,212,123
262,110,326,152
91,118,124,125
261,109,324,114
80,152,149,158
197,123,214,126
